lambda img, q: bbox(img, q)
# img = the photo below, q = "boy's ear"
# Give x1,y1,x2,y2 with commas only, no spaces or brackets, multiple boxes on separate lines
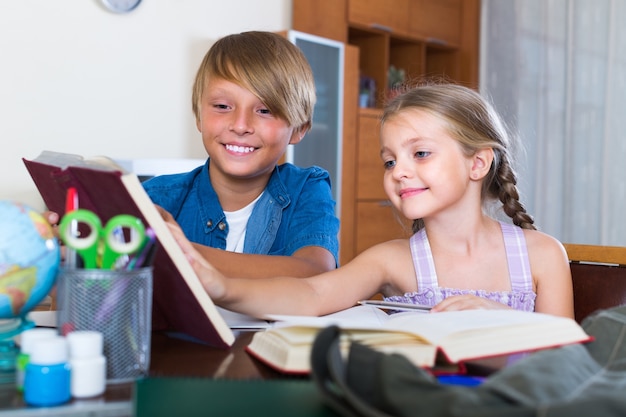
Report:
288,124,309,145
470,148,494,180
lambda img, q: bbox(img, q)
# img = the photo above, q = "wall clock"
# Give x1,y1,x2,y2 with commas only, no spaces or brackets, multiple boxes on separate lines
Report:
100,0,142,13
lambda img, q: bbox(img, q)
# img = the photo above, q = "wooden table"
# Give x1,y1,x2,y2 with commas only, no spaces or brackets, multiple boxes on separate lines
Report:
149,330,279,379
0,331,286,416
0,330,511,416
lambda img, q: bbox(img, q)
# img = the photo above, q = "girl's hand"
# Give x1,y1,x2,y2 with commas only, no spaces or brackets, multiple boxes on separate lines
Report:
431,294,512,312
155,205,177,224
166,222,227,301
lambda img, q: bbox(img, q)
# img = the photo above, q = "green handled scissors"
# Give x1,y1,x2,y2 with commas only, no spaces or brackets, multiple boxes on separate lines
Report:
59,209,146,269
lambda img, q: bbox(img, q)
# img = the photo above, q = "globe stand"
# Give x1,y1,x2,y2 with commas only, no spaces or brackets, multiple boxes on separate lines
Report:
0,317,35,385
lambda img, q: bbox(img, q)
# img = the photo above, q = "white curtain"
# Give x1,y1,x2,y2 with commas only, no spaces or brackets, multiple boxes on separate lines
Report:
480,0,626,246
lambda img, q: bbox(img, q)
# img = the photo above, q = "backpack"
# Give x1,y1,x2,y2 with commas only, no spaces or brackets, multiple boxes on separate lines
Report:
311,306,626,417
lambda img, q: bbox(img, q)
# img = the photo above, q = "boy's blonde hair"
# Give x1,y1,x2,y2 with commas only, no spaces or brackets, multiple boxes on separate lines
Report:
192,31,316,132
382,83,536,232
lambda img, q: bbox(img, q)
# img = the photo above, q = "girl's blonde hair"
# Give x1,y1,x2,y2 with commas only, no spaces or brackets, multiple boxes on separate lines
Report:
382,83,535,233
192,31,316,132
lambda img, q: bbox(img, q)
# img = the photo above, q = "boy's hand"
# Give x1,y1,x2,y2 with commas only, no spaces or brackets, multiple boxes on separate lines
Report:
43,211,60,237
43,211,67,262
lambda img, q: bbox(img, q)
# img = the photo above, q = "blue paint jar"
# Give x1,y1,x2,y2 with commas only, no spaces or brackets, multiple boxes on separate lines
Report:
23,336,71,407
16,327,57,392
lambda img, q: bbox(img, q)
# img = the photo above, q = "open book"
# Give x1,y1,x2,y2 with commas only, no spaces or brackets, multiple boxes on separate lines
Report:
23,150,235,348
246,305,592,374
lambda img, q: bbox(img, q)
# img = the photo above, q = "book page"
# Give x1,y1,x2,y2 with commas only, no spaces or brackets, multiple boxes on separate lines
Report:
382,309,576,344
257,308,589,368
268,308,587,350
248,312,439,372
380,310,590,364
26,310,57,328
266,305,392,329
217,307,273,330
33,150,127,173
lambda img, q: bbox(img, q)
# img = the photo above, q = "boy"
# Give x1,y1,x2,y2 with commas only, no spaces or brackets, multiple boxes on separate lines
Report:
143,31,339,278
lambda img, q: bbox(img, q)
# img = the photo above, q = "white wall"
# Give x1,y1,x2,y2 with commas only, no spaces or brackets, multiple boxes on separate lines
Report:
0,0,292,209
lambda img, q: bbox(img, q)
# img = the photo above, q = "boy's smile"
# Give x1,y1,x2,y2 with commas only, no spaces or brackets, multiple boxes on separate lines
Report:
225,144,256,155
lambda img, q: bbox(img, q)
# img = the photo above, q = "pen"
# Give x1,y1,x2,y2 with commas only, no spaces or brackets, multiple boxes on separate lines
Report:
64,187,79,268
112,225,131,269
139,236,158,268
357,300,432,312
436,375,485,386
95,275,131,324
126,228,156,270
95,228,155,323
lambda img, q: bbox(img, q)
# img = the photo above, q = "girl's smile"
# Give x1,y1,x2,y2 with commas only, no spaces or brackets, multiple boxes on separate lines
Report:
398,187,428,199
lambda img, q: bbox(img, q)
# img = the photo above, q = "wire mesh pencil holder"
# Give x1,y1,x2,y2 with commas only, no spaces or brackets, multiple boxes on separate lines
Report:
56,267,153,383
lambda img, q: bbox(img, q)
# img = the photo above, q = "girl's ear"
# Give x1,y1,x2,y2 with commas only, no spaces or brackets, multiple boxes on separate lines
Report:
470,148,494,180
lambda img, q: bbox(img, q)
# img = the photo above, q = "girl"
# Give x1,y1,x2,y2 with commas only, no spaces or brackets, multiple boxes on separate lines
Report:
168,83,574,318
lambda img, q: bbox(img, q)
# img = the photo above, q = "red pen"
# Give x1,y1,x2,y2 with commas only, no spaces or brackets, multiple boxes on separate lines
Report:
65,187,78,214
64,187,79,268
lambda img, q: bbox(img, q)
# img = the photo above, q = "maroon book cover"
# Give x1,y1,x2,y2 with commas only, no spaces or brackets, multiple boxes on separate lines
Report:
23,152,234,349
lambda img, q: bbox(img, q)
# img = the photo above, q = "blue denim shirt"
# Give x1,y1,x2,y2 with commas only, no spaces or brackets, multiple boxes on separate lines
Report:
142,159,339,264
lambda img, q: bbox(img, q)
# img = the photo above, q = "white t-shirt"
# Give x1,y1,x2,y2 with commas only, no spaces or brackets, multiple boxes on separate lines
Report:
223,193,263,253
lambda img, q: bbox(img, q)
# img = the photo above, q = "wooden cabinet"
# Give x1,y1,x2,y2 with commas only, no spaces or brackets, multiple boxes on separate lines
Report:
408,0,463,45
348,0,472,108
356,201,412,254
356,109,385,200
293,0,478,91
292,0,348,43
292,0,479,264
348,0,411,35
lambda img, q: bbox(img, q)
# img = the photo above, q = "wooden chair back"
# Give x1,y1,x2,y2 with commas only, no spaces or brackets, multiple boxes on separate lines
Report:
563,243,626,323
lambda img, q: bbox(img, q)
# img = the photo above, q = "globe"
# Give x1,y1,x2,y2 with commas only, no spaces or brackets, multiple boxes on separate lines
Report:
0,200,60,338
